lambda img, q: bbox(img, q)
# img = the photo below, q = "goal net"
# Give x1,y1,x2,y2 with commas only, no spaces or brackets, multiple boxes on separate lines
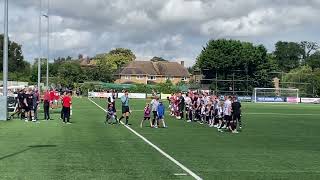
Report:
253,88,299,103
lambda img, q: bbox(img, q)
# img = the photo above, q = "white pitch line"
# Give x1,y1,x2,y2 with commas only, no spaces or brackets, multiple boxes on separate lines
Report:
88,98,203,180
174,173,188,176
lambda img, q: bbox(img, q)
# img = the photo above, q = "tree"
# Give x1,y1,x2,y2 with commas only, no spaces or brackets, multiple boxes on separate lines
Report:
150,56,167,62
274,41,304,72
109,48,136,61
306,51,320,70
95,48,135,71
196,39,275,93
300,41,319,64
57,62,83,87
0,34,28,73
30,58,46,82
95,59,115,83
282,66,320,97
92,48,136,82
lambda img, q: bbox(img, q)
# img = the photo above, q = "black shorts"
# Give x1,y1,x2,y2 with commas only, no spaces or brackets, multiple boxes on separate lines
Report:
179,106,184,112
224,115,232,122
214,109,218,116
25,106,32,112
122,106,130,114
233,113,241,121
108,104,116,112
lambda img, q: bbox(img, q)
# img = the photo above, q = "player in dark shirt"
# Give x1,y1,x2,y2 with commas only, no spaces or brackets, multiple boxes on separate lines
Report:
232,97,242,129
24,88,35,122
178,92,185,119
18,89,26,119
9,90,24,120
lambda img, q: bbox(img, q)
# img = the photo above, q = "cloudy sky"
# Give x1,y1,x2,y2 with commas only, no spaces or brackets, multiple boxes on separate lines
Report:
1,0,320,67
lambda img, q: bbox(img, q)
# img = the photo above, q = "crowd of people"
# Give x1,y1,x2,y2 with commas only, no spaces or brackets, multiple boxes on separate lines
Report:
105,90,242,133
166,92,242,133
10,87,73,124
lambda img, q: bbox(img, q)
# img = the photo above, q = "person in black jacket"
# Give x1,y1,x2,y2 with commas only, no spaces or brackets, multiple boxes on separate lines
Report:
24,88,35,122
232,97,242,130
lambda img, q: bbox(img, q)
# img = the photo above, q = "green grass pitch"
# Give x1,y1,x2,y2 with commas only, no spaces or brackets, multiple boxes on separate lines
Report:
1,98,320,180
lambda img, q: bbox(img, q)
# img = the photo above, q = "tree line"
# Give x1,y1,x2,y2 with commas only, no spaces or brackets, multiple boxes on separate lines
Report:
195,39,320,97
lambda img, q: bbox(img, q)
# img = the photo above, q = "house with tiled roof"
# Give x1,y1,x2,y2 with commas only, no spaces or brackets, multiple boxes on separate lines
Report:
115,60,190,85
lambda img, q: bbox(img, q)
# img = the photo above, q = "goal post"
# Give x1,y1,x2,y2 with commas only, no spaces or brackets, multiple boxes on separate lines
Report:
253,88,299,104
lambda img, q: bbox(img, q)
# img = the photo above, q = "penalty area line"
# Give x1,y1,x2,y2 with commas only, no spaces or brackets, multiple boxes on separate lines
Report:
88,98,203,180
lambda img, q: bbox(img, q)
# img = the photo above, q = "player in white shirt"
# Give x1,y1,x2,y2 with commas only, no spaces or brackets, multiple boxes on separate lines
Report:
223,96,238,133
218,96,231,132
223,96,232,128
217,101,224,132
200,103,206,125
213,96,220,127
184,93,192,122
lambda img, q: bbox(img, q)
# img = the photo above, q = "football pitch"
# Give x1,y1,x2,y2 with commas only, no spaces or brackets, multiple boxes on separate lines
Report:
1,98,320,180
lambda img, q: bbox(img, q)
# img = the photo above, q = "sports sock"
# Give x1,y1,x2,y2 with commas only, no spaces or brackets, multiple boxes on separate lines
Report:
162,120,166,127
125,116,129,124
219,122,224,129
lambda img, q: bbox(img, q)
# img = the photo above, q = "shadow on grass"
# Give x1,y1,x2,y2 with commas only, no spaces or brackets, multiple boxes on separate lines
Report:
0,145,57,161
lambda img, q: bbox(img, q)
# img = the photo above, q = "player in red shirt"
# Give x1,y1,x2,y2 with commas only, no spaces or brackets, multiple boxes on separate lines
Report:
62,91,72,124
54,90,60,107
49,89,55,108
43,89,51,120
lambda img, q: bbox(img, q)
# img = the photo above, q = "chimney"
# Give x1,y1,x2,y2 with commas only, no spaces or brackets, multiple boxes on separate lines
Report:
180,61,185,67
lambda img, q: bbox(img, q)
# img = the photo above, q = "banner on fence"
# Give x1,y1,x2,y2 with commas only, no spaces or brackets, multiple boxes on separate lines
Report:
161,94,172,99
256,97,285,102
88,92,111,98
118,93,146,99
146,93,161,99
237,96,252,102
287,97,299,103
301,98,320,104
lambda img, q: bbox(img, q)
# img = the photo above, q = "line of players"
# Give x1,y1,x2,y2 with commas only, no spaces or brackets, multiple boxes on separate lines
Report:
168,92,242,133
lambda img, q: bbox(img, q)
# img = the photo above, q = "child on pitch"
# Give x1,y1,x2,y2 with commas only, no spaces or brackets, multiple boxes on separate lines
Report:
106,103,117,125
140,103,152,128
200,103,206,125
150,96,159,127
213,96,220,127
156,101,167,128
205,104,211,125
208,103,215,127
217,101,225,132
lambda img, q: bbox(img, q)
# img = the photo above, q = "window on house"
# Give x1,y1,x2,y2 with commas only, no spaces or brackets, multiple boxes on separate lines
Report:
136,75,144,80
124,75,131,80
148,76,156,80
181,77,188,81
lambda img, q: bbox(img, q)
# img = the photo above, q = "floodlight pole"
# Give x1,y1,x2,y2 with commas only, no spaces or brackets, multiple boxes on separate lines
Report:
46,0,50,88
2,0,9,120
38,0,42,91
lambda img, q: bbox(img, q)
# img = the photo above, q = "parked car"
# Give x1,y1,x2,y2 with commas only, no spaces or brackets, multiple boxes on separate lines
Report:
8,96,17,112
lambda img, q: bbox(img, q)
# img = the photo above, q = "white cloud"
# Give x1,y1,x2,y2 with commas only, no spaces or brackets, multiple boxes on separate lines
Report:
51,29,92,50
158,0,206,22
117,10,154,27
1,0,320,65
